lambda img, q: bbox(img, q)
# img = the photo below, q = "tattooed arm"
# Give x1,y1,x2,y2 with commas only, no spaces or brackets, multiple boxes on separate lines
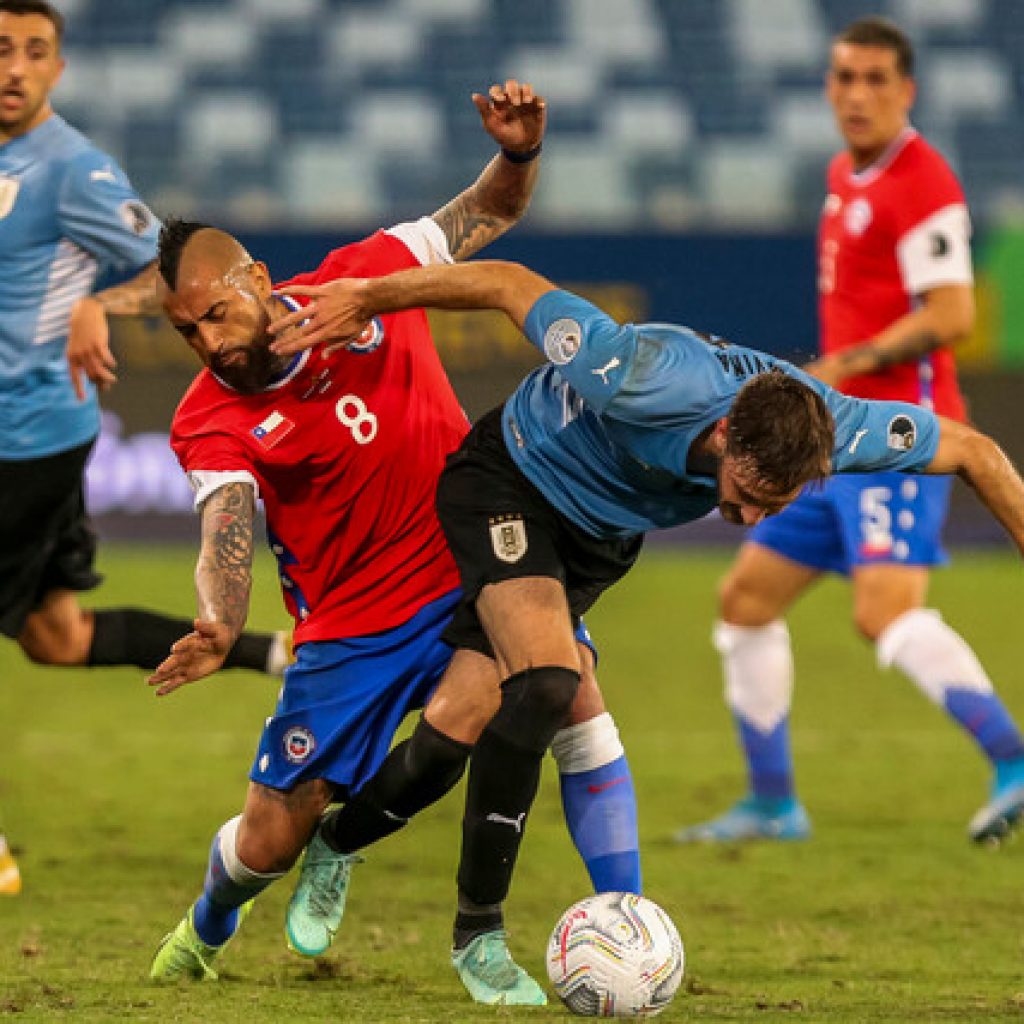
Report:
68,261,162,400
194,481,256,635
147,481,256,696
805,283,974,387
431,79,547,261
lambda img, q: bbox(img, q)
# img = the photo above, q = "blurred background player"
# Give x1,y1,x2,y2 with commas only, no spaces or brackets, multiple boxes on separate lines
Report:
0,0,285,896
146,83,641,1008
676,16,1024,847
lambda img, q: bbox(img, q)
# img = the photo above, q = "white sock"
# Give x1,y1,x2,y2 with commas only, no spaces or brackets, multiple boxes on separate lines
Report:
876,608,992,705
714,620,794,732
265,631,291,677
551,712,625,773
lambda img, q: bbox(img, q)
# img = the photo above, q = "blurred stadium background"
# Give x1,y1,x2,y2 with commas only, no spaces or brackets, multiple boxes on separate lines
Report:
56,0,1024,544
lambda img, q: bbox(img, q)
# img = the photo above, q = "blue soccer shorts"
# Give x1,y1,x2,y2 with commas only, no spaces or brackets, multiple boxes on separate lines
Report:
251,588,597,796
747,472,953,575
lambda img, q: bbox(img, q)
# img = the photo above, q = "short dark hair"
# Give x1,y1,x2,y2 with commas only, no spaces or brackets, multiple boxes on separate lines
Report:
726,370,834,497
158,217,211,290
836,16,914,77
0,0,64,43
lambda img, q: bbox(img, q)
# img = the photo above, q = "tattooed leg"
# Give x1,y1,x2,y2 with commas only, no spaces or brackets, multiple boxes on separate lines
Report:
186,780,333,948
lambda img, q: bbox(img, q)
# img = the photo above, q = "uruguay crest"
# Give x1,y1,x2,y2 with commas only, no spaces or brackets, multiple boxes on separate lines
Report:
489,514,528,563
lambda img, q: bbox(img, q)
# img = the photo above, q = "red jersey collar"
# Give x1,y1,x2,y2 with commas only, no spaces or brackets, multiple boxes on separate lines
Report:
848,126,917,187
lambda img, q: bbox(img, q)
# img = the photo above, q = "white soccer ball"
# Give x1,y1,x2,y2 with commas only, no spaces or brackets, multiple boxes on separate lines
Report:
546,892,685,1017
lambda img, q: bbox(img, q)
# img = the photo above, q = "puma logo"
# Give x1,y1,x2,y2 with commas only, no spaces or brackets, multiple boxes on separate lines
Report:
486,811,526,833
592,357,621,385
848,428,869,454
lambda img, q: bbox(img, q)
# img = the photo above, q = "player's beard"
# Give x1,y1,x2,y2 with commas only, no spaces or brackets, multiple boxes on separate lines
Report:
210,309,291,394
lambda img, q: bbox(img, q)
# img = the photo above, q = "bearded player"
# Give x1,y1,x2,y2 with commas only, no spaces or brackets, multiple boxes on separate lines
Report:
677,17,1024,846
145,82,641,1007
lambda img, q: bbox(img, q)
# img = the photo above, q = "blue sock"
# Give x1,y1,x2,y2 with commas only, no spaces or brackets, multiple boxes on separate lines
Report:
560,755,641,895
192,824,275,947
944,688,1024,763
735,715,796,804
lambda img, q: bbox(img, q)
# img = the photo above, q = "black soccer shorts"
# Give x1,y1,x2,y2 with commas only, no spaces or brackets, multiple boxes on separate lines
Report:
437,406,642,656
0,439,102,638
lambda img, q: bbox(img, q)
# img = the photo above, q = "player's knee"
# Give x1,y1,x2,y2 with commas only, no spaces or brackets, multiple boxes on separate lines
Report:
520,665,581,719
853,601,896,643
234,828,302,875
17,629,56,665
237,781,330,873
718,571,775,627
17,613,88,666
491,666,582,753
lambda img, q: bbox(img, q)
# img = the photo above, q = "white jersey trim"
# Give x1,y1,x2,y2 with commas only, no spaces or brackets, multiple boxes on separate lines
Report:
33,238,99,345
187,469,260,511
896,202,973,296
848,126,917,188
385,217,453,267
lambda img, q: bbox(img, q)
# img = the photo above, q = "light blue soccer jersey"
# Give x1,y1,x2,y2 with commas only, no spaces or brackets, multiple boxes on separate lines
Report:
0,115,159,459
501,290,941,539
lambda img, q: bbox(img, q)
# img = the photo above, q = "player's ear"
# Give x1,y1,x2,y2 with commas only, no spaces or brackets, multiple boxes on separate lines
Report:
709,417,730,456
248,261,273,299
902,74,916,112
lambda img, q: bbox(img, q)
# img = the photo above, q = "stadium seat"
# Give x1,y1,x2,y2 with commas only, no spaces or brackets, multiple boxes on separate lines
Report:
699,140,795,226
922,50,1013,128
49,0,1023,228
730,0,827,73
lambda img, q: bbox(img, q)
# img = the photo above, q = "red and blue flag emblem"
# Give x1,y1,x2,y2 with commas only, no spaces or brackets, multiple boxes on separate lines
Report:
252,410,295,449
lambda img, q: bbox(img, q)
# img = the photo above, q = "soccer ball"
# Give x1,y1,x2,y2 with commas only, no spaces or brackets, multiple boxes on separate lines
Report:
546,892,685,1017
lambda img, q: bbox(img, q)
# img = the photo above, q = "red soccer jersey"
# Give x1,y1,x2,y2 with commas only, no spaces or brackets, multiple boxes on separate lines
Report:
818,128,971,420
171,224,467,645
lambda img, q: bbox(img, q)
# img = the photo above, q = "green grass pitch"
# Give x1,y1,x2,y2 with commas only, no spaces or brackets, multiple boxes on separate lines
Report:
2,544,1024,1022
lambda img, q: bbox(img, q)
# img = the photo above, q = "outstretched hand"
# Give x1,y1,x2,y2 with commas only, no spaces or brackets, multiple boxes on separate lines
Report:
147,619,236,696
472,79,546,155
268,280,372,356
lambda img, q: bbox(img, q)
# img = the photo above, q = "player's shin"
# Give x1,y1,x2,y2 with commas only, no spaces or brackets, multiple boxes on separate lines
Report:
552,712,641,894
455,666,580,947
319,716,472,853
877,609,1024,765
193,815,284,945
716,620,797,805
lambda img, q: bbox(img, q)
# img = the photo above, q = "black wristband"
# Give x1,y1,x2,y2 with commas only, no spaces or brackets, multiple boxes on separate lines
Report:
501,143,542,164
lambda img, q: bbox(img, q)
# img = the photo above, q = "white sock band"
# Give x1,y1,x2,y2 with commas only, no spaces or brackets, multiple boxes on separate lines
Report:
218,814,286,886
714,619,793,734
876,608,993,705
551,712,625,774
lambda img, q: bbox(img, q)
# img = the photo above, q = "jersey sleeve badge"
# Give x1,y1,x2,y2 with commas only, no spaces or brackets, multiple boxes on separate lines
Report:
544,318,582,365
0,177,19,219
887,414,917,451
